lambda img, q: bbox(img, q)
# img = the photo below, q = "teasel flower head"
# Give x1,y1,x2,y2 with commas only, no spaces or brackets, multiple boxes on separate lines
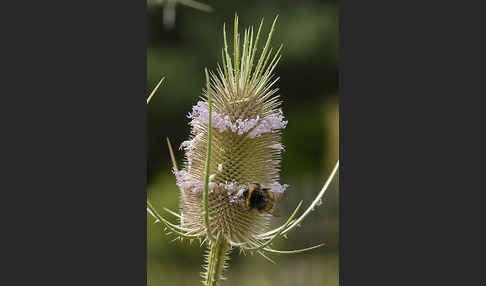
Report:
175,16,289,247
147,15,340,286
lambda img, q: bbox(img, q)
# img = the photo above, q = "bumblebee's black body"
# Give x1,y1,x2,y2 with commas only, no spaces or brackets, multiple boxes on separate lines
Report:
243,187,270,211
242,183,279,216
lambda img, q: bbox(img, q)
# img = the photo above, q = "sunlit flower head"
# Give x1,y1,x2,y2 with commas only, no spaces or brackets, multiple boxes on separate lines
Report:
175,15,288,246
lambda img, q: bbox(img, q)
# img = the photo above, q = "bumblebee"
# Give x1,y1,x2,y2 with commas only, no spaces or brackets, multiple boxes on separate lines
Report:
240,183,281,217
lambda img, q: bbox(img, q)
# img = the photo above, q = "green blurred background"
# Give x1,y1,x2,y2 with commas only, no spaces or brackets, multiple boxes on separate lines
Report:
147,0,339,285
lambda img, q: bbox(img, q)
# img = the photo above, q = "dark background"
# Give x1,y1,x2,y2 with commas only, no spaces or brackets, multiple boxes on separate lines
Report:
4,0,481,286
147,0,339,285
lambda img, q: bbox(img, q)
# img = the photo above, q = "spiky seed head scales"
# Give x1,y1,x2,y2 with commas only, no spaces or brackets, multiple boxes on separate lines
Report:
174,15,288,246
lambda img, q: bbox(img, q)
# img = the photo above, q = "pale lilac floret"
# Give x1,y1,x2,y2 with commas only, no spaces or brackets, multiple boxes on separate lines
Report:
192,181,205,193
188,101,231,133
224,182,238,193
172,169,188,189
224,181,246,194
268,182,289,194
173,168,222,193
228,195,240,203
222,181,243,203
173,170,288,201
172,168,200,193
188,101,233,133
188,101,287,138
248,109,288,139
234,116,260,135
179,139,193,151
180,133,203,152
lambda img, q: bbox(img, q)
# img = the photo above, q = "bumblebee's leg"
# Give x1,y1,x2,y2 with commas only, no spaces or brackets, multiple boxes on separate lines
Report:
263,202,274,212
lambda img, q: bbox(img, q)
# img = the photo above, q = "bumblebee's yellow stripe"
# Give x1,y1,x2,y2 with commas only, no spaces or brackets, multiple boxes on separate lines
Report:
263,202,274,212
265,189,274,201
246,187,254,208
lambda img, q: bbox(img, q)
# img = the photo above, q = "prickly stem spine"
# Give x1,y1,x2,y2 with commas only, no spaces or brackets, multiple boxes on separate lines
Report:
204,237,230,286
